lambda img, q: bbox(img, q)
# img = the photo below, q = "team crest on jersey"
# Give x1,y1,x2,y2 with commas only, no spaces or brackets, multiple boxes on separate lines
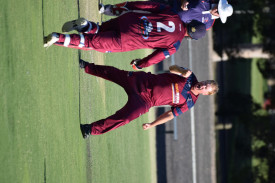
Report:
202,17,209,23
139,16,153,39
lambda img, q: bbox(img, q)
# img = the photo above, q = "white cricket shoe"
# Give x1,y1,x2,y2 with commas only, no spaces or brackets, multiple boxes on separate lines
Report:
43,32,59,48
98,3,105,14
98,4,116,16
62,18,89,33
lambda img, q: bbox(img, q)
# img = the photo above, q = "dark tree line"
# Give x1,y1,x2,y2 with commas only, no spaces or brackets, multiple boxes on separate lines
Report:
213,0,275,58
216,92,275,183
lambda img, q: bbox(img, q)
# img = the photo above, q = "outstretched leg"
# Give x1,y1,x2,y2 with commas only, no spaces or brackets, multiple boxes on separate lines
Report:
43,32,90,50
61,17,120,33
44,17,122,51
43,31,121,52
84,63,139,91
81,93,150,136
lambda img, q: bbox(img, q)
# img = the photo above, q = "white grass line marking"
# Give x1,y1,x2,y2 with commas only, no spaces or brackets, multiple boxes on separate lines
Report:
171,54,178,140
188,39,197,183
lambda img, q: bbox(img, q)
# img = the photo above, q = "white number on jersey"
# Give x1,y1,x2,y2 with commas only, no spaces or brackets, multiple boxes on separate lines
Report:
157,21,175,33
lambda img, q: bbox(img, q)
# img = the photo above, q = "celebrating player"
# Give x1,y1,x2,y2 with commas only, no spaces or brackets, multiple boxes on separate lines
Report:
78,60,219,138
43,1,206,70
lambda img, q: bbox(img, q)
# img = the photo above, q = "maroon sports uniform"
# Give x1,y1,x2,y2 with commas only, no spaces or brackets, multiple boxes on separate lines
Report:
85,63,199,135
54,1,187,68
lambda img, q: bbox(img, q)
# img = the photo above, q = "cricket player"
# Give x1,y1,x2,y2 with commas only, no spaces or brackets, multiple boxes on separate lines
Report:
99,0,233,30
43,1,206,69
79,60,219,138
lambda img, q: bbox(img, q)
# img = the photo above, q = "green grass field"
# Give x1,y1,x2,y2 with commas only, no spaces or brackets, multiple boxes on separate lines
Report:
0,0,156,182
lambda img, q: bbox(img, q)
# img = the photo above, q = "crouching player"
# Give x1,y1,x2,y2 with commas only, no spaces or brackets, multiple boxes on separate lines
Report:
78,60,218,138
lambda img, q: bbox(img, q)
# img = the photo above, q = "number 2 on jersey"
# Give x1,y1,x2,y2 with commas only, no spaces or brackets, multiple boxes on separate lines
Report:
157,21,175,33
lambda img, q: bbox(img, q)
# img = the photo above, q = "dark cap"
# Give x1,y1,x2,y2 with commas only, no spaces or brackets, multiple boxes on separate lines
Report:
187,20,206,40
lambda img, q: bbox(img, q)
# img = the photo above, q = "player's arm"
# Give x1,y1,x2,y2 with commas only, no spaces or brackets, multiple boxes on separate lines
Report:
169,65,192,78
131,49,167,69
143,110,174,130
131,42,180,69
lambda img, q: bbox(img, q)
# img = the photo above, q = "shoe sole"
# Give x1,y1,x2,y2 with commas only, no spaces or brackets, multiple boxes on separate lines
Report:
62,18,88,33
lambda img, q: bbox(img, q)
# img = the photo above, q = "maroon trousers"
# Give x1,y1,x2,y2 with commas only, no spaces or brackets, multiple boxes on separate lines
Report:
54,18,122,52
85,64,152,135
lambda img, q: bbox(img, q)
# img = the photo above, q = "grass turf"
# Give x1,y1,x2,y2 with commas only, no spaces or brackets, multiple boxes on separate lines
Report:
0,0,156,182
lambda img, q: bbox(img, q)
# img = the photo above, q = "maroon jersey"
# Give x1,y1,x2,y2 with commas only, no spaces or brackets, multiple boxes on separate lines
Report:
142,72,199,117
117,1,186,67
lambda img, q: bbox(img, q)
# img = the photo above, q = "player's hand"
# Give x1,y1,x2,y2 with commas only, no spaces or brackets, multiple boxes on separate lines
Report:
130,59,140,65
142,123,152,130
184,70,192,77
181,1,189,11
131,59,142,70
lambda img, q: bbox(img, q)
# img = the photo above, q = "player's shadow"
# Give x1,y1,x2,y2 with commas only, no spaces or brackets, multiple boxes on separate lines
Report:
44,158,47,183
41,0,45,37
156,107,168,183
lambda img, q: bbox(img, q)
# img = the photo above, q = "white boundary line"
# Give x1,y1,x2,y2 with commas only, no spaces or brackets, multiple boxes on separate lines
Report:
188,39,197,183
171,55,178,140
171,39,197,182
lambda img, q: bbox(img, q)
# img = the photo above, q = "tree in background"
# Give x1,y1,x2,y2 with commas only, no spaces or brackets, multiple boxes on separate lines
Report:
213,0,275,58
